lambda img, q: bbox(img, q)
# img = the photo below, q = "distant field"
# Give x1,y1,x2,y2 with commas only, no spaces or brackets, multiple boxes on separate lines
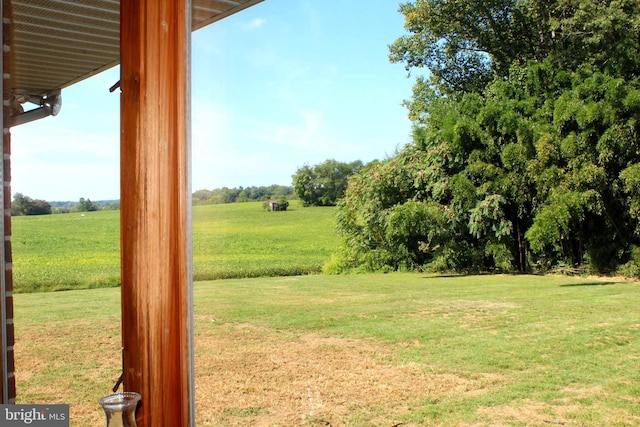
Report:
14,273,640,426
12,209,121,292
192,200,339,281
11,200,340,292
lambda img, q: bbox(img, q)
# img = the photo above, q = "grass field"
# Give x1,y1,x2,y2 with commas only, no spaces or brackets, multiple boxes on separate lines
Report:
11,200,340,292
192,200,339,281
14,273,640,426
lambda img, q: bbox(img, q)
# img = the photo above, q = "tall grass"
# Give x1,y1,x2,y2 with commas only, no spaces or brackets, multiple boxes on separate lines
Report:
11,200,340,292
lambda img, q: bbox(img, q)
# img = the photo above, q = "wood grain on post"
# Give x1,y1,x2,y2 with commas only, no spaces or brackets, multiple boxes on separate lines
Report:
120,1,193,426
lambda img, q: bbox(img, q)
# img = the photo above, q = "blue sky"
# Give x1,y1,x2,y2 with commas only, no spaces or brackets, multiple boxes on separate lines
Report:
11,1,415,202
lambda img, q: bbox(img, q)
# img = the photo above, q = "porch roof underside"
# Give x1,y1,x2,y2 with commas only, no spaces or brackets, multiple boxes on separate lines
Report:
10,0,263,98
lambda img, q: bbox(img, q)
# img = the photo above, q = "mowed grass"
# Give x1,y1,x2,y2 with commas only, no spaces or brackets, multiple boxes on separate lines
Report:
11,200,340,292
14,273,640,426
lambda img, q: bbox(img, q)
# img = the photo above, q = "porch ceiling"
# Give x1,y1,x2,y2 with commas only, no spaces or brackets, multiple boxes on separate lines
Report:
9,0,263,98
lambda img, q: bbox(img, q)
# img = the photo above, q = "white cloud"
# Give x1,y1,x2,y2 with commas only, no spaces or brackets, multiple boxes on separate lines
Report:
302,111,321,134
247,111,359,157
240,18,266,30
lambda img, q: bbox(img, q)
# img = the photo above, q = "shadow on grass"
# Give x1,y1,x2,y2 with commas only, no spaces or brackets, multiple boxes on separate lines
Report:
419,273,627,287
421,272,523,279
422,274,465,279
559,281,618,287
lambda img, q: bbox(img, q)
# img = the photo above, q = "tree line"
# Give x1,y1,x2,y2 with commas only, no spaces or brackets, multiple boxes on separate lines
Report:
193,159,364,208
189,160,366,211
326,0,640,277
12,194,118,215
192,184,293,205
11,163,362,215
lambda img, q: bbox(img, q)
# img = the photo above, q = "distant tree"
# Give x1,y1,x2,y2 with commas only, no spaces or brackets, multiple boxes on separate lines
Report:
218,187,240,204
238,187,263,202
77,197,98,212
192,189,214,205
292,159,363,206
12,193,31,216
11,193,51,215
27,199,52,215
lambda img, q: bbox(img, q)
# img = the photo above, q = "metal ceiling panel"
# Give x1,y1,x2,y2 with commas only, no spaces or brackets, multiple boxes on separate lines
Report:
10,0,263,98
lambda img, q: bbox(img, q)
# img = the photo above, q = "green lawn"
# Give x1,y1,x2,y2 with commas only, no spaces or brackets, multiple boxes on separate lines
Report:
11,200,340,292
14,273,640,426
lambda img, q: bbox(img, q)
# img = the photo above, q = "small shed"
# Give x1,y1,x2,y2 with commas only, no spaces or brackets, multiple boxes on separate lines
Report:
268,199,280,211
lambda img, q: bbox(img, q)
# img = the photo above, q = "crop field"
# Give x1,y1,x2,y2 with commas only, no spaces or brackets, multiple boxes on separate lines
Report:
11,200,340,292
14,273,640,426
191,200,339,281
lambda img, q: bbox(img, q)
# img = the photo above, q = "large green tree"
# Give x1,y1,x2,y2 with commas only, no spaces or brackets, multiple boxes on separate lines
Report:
292,159,363,206
331,0,640,275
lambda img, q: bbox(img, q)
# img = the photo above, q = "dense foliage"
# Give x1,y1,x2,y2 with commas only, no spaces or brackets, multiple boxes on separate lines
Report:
292,159,363,206
329,0,640,276
12,193,51,216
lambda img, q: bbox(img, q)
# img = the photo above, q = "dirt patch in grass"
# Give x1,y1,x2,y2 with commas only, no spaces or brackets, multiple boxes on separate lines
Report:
477,393,640,426
18,317,482,426
14,319,121,426
477,399,580,426
195,322,472,426
410,300,521,317
17,317,557,427
20,314,632,426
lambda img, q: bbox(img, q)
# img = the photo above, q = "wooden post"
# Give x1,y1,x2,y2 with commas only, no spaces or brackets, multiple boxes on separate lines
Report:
0,0,16,404
120,1,193,426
